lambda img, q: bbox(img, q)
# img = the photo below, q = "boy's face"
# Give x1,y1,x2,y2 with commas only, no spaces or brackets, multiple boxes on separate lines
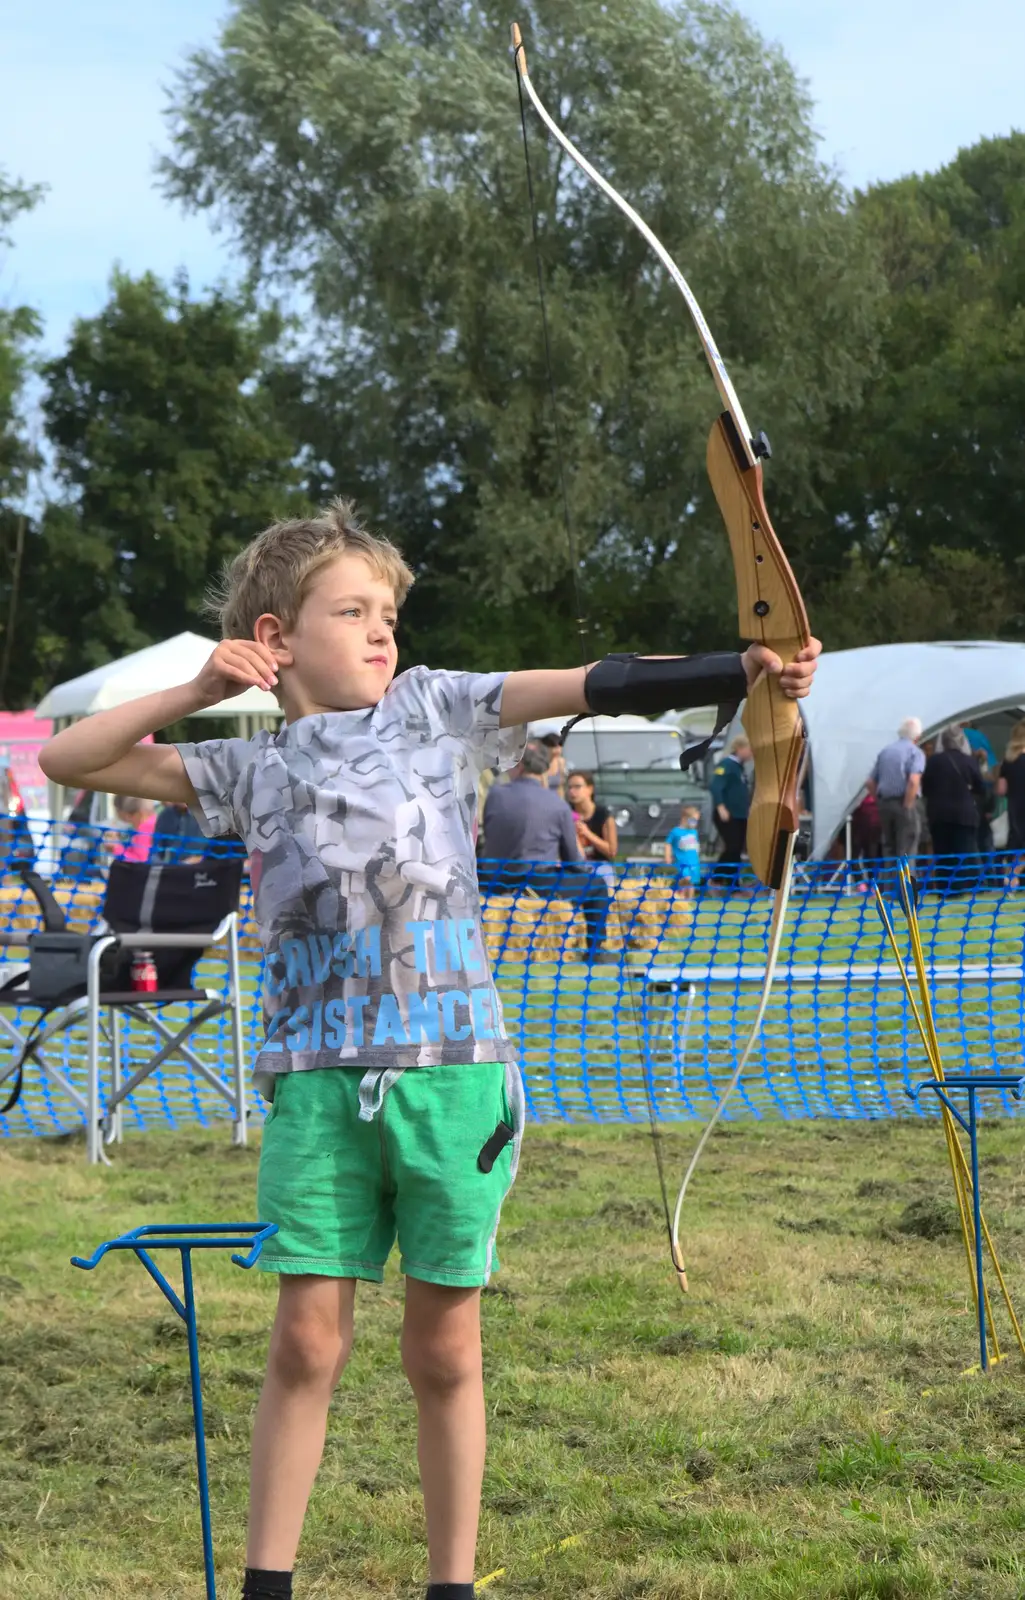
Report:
270,553,399,715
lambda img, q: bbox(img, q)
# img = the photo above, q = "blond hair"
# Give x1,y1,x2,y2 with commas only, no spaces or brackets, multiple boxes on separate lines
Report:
1006,719,1025,763
210,498,414,639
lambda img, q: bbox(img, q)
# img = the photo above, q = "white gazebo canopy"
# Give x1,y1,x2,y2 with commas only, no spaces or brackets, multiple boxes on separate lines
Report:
36,631,281,721
36,631,282,822
802,641,1025,857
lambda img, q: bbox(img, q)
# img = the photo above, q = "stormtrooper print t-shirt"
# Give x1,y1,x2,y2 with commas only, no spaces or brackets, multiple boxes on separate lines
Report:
177,667,524,1102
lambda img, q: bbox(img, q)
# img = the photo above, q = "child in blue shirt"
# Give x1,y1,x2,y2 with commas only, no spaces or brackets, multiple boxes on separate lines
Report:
665,804,702,898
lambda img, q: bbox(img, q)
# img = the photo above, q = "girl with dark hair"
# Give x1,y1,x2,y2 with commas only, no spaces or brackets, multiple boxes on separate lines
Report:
566,769,617,888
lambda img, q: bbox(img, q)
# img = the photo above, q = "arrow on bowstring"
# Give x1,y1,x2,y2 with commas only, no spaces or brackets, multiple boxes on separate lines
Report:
512,21,811,1292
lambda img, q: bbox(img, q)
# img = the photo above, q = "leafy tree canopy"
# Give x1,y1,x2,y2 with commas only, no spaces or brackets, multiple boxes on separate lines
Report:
0,168,44,502
817,133,1025,645
3,272,305,706
161,0,883,668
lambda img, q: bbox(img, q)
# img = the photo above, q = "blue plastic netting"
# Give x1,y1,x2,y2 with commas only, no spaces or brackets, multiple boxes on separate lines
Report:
1,825,1022,1137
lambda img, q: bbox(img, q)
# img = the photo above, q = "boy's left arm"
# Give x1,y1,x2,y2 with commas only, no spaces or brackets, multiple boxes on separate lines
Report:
499,640,822,728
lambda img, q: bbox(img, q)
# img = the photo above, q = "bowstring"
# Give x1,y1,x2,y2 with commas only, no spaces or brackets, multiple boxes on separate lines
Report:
514,56,682,1277
514,68,587,660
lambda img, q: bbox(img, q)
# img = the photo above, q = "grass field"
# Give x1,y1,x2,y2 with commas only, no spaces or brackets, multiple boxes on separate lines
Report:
3,1115,1025,1598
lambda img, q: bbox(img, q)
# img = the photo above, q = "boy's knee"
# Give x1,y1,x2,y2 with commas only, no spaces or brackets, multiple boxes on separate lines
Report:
401,1324,481,1397
270,1308,350,1390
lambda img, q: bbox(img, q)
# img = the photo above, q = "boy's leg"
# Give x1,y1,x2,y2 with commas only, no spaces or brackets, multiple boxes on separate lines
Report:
247,1274,356,1571
388,1058,522,1587
401,1279,485,1586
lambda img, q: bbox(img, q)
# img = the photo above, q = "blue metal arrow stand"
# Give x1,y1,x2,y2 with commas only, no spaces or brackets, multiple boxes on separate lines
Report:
71,1222,279,1598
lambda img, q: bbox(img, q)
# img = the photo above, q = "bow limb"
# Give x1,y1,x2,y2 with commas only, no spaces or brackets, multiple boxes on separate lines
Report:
511,24,758,463
512,22,811,889
670,829,798,1289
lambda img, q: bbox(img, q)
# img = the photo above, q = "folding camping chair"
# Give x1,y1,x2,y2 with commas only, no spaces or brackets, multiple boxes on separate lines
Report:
0,858,248,1164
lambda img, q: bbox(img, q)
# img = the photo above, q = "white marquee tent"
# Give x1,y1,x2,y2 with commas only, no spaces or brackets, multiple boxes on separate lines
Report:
801,641,1025,858
36,631,282,820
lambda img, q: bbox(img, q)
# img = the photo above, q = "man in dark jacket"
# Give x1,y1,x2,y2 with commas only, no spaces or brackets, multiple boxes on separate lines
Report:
921,724,985,892
709,735,751,881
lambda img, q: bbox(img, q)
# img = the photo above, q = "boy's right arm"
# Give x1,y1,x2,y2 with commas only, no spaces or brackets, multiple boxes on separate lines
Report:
39,640,279,803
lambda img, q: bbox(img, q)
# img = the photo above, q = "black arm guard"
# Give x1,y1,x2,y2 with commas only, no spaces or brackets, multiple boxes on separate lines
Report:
582,652,747,718
560,652,748,770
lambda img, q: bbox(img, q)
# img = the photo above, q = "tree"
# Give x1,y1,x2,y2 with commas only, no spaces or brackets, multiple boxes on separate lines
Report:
0,170,43,503
814,134,1025,644
0,169,45,705
161,0,883,669
16,271,304,704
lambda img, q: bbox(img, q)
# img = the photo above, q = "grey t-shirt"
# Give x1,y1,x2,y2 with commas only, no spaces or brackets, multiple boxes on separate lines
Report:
481,777,579,862
178,667,524,1101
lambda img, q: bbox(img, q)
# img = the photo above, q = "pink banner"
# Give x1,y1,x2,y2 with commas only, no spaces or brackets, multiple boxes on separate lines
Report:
0,711,53,815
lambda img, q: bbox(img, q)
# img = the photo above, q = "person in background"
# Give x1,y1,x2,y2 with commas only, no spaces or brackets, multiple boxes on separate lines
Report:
153,797,209,863
866,716,925,864
480,739,615,965
916,739,935,856
539,732,567,800
973,748,996,855
664,803,702,900
58,788,102,878
850,788,882,877
709,735,751,882
964,724,997,770
474,764,499,853
566,769,617,890
997,721,1025,850
112,795,156,862
921,724,984,893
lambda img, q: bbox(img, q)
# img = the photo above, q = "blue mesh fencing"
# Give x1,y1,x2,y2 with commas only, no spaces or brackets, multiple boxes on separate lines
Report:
1,822,1023,1139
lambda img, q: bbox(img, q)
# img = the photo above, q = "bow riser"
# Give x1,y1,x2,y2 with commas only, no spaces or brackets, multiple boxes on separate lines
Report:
706,415,810,887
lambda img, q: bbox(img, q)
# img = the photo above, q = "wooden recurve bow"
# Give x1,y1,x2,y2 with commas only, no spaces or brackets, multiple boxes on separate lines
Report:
512,23,812,1289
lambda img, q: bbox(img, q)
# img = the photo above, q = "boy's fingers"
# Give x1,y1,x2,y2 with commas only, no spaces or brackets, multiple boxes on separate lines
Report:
749,644,782,676
221,642,278,689
241,643,279,684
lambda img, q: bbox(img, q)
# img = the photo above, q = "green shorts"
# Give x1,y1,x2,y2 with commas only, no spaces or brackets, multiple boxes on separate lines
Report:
256,1060,523,1287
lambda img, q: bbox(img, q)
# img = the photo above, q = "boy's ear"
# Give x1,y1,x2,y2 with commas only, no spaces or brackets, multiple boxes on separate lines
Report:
254,613,293,666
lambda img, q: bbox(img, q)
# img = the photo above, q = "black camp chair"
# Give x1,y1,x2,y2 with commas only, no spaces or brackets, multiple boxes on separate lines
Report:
0,859,248,1163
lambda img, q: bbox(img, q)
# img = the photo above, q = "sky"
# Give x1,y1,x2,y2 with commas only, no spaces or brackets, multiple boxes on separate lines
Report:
2,0,1023,354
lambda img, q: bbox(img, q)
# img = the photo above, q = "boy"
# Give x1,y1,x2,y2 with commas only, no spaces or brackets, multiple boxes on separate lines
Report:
664,802,702,899
40,500,819,1598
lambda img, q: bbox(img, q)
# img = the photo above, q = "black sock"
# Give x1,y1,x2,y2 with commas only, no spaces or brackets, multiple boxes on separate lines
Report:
425,1586,475,1600
242,1570,292,1599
